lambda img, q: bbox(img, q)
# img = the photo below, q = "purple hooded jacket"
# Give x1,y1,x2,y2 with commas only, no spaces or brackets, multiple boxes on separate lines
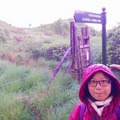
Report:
68,64,120,120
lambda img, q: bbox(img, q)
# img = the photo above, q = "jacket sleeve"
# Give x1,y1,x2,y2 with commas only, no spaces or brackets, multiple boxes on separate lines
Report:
68,103,80,120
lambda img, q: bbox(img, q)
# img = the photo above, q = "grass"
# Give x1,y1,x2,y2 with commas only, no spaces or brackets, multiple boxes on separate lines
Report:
0,60,80,120
0,52,119,120
0,93,34,120
32,72,80,120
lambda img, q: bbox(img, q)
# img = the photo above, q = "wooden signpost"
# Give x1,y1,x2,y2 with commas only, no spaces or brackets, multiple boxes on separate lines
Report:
74,8,107,65
48,8,107,84
68,22,90,82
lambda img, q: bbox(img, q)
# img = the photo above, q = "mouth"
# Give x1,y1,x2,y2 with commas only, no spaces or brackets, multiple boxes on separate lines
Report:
96,93,104,96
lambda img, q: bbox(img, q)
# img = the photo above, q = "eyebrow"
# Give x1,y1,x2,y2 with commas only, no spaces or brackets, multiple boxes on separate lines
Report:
91,78,108,80
91,76,108,79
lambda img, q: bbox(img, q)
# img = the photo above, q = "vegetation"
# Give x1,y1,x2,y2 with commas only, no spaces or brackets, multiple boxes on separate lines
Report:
0,19,119,120
0,60,79,120
107,25,120,65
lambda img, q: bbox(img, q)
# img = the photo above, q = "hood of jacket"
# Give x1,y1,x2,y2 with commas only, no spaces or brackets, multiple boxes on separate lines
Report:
79,64,120,104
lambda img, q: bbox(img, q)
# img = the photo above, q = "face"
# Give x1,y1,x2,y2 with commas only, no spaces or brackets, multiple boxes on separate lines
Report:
88,72,111,101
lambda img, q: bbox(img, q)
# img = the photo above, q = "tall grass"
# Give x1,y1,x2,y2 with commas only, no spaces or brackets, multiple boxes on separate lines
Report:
0,59,119,120
0,93,34,120
33,72,80,120
0,60,80,120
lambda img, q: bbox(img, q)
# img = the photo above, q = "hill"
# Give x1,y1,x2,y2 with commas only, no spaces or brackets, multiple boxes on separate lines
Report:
0,18,101,65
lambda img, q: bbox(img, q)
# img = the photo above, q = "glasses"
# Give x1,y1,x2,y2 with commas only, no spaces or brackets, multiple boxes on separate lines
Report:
88,80,111,87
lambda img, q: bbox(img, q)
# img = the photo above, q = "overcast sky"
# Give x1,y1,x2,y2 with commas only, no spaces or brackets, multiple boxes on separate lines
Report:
0,0,120,30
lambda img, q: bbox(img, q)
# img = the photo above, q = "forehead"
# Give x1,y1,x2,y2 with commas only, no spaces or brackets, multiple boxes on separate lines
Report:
91,71,109,80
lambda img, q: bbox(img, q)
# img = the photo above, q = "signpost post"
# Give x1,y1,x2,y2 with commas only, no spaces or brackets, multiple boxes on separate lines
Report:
101,8,106,65
74,8,106,65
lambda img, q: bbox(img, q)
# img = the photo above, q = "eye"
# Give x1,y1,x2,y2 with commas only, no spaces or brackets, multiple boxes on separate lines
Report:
90,80,96,84
101,80,109,83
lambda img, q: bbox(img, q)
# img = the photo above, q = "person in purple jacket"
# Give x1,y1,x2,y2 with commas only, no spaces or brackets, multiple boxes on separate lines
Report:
68,64,120,120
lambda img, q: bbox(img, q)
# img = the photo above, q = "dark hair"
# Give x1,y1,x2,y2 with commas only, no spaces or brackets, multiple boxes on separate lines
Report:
108,76,118,97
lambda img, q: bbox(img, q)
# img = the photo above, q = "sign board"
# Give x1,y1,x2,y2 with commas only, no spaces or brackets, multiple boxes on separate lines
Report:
74,10,102,24
73,8,107,65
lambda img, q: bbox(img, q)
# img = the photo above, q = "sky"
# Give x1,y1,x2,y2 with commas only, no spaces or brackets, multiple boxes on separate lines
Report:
0,0,120,30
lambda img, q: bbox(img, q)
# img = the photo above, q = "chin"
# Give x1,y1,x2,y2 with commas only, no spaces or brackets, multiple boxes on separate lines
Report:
95,97,107,101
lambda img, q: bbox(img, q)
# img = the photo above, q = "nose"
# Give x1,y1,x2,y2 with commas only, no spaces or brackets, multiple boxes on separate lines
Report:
95,82,102,90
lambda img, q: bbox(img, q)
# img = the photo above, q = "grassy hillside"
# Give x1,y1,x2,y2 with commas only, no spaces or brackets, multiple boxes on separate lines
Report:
0,19,101,65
